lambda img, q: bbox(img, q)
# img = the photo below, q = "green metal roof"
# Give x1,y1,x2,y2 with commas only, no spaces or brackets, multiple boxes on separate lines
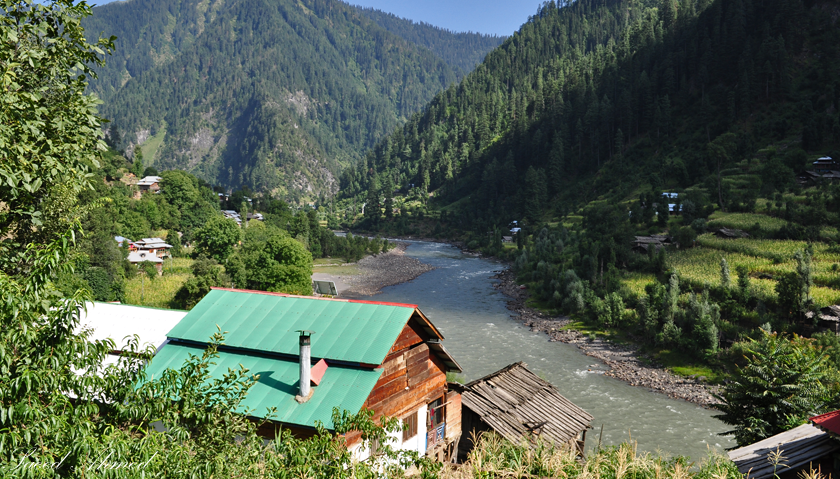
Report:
166,289,417,365
143,343,383,429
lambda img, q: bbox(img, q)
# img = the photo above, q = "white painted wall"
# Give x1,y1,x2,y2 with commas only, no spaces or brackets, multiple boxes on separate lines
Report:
349,403,429,462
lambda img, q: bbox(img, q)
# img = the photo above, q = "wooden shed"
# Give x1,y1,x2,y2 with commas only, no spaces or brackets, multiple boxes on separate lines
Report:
450,362,592,461
632,235,671,253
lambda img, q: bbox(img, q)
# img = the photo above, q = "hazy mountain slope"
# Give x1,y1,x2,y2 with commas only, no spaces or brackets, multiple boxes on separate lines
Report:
345,0,840,228
354,6,506,74
85,0,461,201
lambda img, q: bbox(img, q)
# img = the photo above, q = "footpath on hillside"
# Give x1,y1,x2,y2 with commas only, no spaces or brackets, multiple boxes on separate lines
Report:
312,242,435,298
492,269,721,408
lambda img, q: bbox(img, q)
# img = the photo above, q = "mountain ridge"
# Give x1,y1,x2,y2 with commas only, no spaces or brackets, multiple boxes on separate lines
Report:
85,0,501,202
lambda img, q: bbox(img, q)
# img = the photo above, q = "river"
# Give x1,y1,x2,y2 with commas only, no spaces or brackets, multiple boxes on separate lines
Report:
359,240,736,461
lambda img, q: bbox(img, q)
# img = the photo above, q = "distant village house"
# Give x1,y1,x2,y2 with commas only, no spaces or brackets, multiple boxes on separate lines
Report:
136,175,162,193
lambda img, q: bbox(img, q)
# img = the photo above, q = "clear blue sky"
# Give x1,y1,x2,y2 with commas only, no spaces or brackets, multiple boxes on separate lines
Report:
90,0,543,37
347,0,542,36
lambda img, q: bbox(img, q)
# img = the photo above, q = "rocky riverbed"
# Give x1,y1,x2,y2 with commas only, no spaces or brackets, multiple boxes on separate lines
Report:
492,269,721,407
341,242,436,297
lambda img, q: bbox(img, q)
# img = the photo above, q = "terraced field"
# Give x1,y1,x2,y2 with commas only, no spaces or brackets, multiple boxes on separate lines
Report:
668,234,840,305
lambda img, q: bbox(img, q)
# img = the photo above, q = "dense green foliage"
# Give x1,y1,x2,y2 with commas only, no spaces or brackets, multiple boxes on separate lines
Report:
355,7,505,74
347,0,840,223
81,0,508,201
714,333,838,447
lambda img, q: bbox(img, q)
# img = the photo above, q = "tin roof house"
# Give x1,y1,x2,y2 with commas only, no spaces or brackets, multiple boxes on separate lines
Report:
136,176,163,193
143,288,463,461
134,237,173,258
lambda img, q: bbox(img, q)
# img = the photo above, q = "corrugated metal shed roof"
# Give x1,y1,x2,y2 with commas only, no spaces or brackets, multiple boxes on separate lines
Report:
456,362,592,447
143,343,383,429
166,289,419,365
812,410,840,436
77,301,187,354
728,423,839,479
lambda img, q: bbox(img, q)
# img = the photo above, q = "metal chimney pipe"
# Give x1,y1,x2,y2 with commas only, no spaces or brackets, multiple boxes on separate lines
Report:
298,330,314,399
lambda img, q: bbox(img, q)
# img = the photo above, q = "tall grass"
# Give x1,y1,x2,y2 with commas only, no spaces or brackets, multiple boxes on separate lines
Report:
439,432,742,479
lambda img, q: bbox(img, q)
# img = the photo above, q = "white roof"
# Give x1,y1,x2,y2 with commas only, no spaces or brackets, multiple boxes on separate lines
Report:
136,176,162,186
127,251,164,263
77,302,187,355
662,192,678,198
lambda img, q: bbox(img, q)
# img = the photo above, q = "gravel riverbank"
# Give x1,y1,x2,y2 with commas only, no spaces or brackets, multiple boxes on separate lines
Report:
492,269,721,408
340,242,436,297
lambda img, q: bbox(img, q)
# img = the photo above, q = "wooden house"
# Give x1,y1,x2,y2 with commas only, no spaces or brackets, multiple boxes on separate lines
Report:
728,412,840,479
142,288,463,461
450,362,592,462
631,235,671,253
813,157,839,174
808,305,840,335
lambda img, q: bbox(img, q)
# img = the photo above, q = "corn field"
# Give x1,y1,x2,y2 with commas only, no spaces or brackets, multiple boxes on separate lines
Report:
706,212,788,234
667,243,840,306
695,234,840,263
620,272,657,298
125,270,190,308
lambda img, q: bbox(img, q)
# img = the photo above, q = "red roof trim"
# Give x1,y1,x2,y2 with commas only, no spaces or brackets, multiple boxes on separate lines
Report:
209,287,418,309
811,410,840,435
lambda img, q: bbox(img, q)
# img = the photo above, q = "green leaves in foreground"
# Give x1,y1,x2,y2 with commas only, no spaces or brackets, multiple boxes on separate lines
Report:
713,332,838,447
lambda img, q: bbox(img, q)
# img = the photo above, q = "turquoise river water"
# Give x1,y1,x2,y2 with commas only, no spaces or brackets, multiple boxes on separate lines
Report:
357,240,736,462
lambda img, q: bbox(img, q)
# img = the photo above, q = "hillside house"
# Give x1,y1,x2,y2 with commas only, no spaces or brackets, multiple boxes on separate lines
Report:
632,235,671,253
222,210,242,225
142,288,464,461
136,176,162,193
134,237,172,258
813,157,839,174
450,362,592,461
806,305,840,335
127,251,164,274
114,236,138,252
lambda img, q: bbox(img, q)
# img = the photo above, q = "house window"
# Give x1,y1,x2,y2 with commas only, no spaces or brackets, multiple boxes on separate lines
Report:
403,411,418,442
427,397,444,428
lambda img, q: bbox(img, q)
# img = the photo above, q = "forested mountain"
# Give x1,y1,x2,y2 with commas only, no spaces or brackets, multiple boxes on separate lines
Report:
354,7,506,74
345,0,840,226
84,0,490,202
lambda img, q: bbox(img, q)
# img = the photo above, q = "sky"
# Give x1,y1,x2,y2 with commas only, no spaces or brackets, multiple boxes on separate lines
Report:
90,0,543,37
346,0,542,36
